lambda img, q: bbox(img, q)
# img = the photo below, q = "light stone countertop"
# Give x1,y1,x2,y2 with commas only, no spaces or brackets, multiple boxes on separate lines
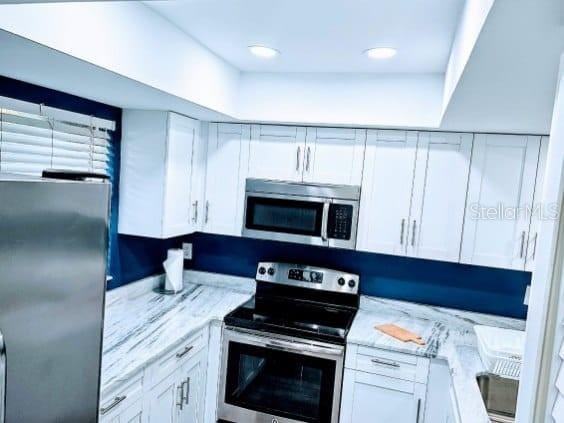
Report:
101,271,254,396
101,270,525,423
348,296,526,423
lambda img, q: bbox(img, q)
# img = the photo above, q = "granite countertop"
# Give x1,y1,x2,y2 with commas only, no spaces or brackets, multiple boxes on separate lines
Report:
348,296,526,423
101,272,254,396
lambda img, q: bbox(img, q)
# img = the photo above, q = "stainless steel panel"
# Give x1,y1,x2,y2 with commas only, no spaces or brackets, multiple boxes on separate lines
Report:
218,328,344,423
476,374,518,423
0,175,110,423
255,262,359,295
245,178,360,201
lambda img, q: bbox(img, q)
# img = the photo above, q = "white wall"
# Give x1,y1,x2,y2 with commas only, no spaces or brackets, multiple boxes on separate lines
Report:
516,53,564,423
0,2,240,116
236,72,444,128
442,0,495,113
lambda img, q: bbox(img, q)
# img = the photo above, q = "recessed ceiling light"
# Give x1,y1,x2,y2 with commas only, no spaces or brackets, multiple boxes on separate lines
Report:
364,47,397,60
248,45,280,59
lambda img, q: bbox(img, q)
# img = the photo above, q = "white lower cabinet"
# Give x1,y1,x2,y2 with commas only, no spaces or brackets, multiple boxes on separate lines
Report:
101,328,209,423
341,345,429,423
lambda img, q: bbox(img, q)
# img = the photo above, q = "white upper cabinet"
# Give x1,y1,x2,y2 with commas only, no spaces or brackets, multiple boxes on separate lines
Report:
357,130,418,255
247,125,306,182
407,132,473,263
303,127,365,185
526,136,549,271
203,123,250,236
461,134,542,270
118,111,201,238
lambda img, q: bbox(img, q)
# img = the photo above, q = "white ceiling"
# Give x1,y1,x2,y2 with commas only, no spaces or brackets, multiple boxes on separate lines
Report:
147,0,465,73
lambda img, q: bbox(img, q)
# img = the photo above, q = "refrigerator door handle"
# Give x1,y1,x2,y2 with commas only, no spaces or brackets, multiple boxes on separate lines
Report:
0,330,5,423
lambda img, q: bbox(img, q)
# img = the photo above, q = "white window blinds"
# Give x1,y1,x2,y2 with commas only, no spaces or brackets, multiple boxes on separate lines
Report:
0,96,116,177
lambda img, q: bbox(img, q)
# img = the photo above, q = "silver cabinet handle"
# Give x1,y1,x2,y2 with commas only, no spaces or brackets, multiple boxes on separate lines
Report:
176,345,193,359
532,232,538,260
416,398,421,423
191,200,198,223
306,146,311,172
0,331,5,423
296,146,301,172
411,220,417,247
520,230,526,258
177,384,184,410
100,395,126,415
371,358,400,368
184,377,191,405
204,201,209,224
400,219,406,245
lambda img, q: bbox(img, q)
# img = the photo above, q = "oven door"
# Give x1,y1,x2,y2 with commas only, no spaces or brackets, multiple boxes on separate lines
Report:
218,328,344,423
243,193,330,247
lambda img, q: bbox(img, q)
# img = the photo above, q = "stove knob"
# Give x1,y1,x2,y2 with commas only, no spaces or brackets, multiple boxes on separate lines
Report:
338,277,346,286
348,279,356,288
267,267,275,276
258,266,266,275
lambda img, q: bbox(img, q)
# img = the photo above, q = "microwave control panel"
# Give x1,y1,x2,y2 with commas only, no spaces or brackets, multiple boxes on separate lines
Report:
327,204,353,240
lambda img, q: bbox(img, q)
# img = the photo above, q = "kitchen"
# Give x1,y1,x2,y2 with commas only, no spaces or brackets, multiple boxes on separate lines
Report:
0,1,563,423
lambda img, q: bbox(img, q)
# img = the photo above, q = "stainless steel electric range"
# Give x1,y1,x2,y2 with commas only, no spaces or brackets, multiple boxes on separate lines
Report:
218,262,360,423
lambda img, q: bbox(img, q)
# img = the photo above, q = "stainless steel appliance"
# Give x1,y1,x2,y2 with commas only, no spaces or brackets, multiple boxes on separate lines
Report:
219,262,360,423
0,172,111,423
243,179,360,249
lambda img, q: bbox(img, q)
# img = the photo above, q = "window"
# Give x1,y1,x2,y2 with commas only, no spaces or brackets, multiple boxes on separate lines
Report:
0,96,115,176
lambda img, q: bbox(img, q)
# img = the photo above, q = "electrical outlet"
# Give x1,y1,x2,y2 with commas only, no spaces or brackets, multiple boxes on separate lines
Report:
182,243,193,260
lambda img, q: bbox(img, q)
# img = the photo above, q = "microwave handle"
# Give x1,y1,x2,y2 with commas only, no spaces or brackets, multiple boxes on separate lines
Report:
321,201,330,242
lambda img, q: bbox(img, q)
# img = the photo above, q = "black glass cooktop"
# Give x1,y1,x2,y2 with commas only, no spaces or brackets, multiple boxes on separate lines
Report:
224,295,357,345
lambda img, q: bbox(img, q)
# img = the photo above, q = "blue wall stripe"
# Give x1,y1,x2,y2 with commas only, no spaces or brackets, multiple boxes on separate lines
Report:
184,233,530,319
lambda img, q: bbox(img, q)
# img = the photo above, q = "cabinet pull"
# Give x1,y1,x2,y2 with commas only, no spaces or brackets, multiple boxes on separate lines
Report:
184,377,191,405
296,146,301,171
177,384,184,410
520,231,526,258
371,358,400,368
416,398,421,423
204,201,209,224
400,219,406,245
532,232,538,260
191,201,198,223
176,345,193,359
100,395,126,415
411,220,417,247
306,146,311,172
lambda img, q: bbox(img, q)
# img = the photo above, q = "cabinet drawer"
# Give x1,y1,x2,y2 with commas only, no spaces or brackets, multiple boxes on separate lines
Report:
99,372,144,419
350,346,428,383
149,329,207,387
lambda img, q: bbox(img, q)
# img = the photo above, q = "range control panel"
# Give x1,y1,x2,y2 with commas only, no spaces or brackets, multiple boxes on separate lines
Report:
256,262,359,294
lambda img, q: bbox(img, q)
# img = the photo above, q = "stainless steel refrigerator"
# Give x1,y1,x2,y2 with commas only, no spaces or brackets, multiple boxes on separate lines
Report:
0,172,111,422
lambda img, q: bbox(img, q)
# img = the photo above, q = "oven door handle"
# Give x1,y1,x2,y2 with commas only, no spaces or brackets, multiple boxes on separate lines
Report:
265,339,343,357
321,201,330,243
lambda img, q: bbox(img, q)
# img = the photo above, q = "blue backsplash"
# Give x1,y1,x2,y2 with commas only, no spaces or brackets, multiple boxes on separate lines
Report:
180,233,530,319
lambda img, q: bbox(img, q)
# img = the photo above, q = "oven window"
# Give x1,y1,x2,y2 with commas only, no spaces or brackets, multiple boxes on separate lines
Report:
245,196,324,236
225,341,336,423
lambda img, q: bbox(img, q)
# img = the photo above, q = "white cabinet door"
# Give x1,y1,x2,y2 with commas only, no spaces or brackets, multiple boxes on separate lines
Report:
525,136,549,271
162,113,197,238
148,371,180,423
203,123,249,236
357,130,418,255
407,132,473,263
247,125,306,182
177,349,206,423
340,369,426,423
461,134,541,270
103,400,144,423
303,127,365,185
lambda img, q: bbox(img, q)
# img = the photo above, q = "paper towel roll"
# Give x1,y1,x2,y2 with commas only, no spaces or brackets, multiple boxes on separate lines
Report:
163,248,184,292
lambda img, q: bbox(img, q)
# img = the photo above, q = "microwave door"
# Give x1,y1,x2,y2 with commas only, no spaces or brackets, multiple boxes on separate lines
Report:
243,193,330,247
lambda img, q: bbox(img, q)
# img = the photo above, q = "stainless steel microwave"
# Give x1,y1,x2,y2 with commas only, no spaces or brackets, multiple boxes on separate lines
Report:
242,179,360,249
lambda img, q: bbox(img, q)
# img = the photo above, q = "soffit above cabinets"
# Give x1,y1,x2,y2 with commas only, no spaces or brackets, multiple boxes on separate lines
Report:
146,0,465,73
